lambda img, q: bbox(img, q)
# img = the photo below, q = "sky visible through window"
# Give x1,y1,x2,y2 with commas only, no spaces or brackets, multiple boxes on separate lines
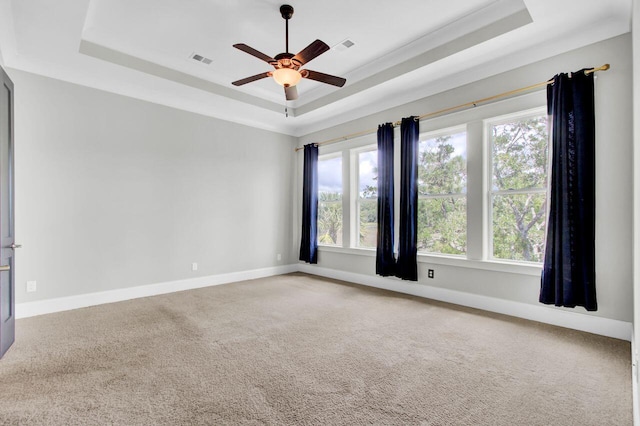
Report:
318,156,342,194
420,132,467,159
358,150,377,196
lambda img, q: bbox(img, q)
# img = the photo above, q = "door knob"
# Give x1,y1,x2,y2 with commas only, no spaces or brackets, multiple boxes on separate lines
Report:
0,265,9,271
9,243,21,249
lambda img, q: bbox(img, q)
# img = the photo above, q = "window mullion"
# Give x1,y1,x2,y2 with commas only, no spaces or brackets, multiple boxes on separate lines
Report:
466,120,484,261
342,149,351,248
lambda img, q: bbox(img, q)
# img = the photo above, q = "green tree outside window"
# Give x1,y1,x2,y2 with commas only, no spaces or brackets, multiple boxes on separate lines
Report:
491,116,548,262
417,132,467,254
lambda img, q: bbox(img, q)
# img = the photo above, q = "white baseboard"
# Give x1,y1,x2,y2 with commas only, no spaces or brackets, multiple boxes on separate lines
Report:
16,264,298,319
298,264,633,341
16,262,632,342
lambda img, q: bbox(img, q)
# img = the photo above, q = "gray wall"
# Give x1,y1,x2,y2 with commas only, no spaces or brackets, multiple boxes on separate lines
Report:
296,34,634,323
632,0,640,393
10,69,296,302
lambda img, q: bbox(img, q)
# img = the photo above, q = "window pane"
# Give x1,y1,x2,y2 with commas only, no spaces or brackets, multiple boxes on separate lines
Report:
418,131,466,255
358,199,377,247
492,193,546,262
419,132,467,195
417,197,466,255
318,156,342,246
318,199,343,245
358,150,377,248
358,150,378,197
318,156,342,195
491,116,548,191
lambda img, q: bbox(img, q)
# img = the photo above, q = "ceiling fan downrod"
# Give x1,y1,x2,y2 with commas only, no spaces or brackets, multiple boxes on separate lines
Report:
280,5,294,54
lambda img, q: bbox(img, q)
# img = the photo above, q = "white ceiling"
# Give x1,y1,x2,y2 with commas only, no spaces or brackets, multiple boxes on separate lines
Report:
0,0,632,136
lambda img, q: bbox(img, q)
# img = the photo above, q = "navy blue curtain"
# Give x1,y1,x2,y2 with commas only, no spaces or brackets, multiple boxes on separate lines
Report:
396,117,419,281
376,123,396,276
299,144,319,264
540,70,596,310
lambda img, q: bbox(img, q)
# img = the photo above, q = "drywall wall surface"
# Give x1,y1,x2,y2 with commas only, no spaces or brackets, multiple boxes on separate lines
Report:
295,33,634,323
632,0,640,397
10,69,296,302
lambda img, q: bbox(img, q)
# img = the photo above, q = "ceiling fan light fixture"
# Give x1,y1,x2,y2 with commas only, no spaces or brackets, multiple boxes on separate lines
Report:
272,67,302,87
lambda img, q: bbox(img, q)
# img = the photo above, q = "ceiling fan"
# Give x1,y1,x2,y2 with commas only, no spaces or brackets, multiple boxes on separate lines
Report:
231,4,346,101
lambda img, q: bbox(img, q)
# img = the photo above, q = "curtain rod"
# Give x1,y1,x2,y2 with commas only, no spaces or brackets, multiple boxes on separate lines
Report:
295,63,610,152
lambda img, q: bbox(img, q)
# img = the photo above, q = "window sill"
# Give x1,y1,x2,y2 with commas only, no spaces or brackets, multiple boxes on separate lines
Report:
317,246,542,276
318,245,376,257
417,253,542,276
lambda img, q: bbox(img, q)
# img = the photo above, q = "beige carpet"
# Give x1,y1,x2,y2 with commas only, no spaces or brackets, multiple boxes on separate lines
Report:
0,273,631,425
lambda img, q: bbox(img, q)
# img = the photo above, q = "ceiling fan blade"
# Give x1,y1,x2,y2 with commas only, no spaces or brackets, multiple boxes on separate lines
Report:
292,39,330,66
233,44,276,64
284,86,298,100
301,69,346,87
232,72,271,86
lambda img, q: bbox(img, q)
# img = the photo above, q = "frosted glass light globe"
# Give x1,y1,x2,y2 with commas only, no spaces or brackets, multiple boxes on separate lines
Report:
272,68,302,87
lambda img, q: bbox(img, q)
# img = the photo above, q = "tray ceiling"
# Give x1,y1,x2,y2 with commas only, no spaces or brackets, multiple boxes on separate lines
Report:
0,0,631,136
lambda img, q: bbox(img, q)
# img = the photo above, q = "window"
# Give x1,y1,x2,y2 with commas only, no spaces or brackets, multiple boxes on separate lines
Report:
488,111,548,262
355,149,377,248
311,102,548,272
417,129,467,255
318,155,343,246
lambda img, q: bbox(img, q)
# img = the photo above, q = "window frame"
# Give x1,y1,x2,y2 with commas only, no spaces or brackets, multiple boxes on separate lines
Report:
317,152,344,247
484,107,549,264
351,145,378,250
309,92,548,277
417,125,468,257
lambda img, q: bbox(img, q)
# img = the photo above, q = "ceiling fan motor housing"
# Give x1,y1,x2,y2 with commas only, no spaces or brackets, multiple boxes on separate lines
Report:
273,52,302,70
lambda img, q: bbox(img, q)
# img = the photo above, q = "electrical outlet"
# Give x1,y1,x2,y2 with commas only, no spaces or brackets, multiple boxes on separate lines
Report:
428,269,434,279
26,280,37,292
277,253,282,261
191,262,198,271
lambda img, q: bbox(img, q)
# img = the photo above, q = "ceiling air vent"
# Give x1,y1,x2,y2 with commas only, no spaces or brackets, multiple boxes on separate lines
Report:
333,39,355,52
190,53,213,65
